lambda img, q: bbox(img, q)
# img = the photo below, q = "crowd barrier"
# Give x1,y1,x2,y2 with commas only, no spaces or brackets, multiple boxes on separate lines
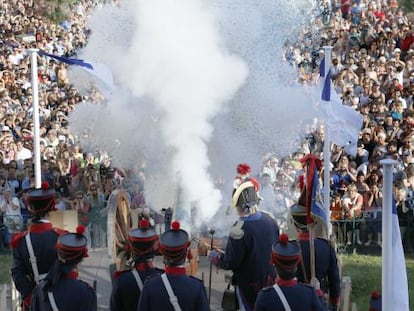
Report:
331,210,384,250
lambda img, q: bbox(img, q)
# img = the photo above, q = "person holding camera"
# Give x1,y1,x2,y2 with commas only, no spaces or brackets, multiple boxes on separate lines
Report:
331,156,356,194
363,183,383,247
395,183,414,253
342,183,364,245
403,166,414,253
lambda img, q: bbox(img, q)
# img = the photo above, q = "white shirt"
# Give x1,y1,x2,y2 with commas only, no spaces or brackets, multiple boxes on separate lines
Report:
15,147,32,169
0,196,21,217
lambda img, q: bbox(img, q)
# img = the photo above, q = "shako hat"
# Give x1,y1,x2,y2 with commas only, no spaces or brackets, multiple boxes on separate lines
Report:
56,225,88,264
229,177,261,210
159,221,190,266
271,233,300,271
128,219,158,259
27,181,56,216
290,188,308,230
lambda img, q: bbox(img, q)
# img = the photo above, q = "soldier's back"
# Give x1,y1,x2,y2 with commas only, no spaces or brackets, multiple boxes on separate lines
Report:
254,283,324,311
138,274,209,311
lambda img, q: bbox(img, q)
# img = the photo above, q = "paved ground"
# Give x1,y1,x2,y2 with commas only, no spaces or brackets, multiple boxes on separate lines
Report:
79,248,229,311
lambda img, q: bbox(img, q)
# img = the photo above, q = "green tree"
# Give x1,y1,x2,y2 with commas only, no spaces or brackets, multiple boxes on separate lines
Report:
31,0,77,23
400,0,413,12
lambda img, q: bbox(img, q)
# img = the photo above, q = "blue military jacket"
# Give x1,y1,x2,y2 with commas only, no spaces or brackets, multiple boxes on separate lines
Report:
138,267,210,311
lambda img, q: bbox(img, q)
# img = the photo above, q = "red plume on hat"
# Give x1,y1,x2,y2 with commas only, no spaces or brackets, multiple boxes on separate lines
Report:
248,177,260,192
237,163,251,175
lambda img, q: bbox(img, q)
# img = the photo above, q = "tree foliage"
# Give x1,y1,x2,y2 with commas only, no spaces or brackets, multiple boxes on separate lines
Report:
400,0,413,13
31,0,77,23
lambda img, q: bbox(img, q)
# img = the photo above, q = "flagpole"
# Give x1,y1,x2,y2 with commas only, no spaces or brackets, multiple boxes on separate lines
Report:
29,49,42,188
380,158,395,311
323,45,332,238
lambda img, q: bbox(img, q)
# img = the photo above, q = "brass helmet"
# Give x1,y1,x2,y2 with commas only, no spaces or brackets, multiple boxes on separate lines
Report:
229,178,261,211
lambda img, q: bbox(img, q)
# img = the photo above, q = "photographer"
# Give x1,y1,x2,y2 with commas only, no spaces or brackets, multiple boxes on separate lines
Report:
363,183,383,247
342,87,359,108
395,184,412,250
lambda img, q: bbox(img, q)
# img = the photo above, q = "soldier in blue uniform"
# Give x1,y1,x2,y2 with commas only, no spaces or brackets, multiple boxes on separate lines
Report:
110,218,162,311
138,220,210,311
30,225,97,310
254,233,324,310
209,178,280,311
369,291,381,311
10,182,66,310
290,204,341,311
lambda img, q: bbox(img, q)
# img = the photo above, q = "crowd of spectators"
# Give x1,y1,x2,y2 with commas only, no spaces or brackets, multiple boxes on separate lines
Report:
0,0,149,251
261,0,414,254
0,0,413,256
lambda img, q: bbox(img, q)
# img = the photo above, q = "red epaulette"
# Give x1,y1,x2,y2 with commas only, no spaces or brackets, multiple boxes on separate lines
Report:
113,269,130,280
53,228,68,236
10,231,28,249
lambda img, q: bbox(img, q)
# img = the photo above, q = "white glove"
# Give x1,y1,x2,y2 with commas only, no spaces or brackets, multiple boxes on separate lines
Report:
310,277,320,291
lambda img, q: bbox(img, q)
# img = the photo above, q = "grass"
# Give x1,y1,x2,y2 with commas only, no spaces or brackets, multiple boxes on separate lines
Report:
340,253,414,310
0,252,12,284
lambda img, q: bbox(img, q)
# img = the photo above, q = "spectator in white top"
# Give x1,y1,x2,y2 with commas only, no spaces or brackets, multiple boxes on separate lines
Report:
259,173,277,216
15,140,32,170
7,47,24,66
262,157,279,184
0,187,22,235
331,56,344,80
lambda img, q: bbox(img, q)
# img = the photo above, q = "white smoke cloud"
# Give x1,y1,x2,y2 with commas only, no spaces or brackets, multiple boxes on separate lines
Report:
69,0,320,234
69,0,248,231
